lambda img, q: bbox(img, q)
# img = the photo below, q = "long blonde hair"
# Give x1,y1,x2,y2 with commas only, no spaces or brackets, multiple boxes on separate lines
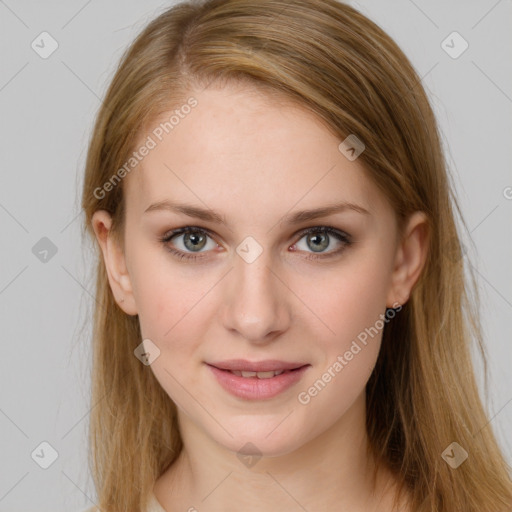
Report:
81,1,512,510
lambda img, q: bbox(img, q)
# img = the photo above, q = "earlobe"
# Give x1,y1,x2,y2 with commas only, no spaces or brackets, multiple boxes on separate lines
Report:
91,210,137,315
386,211,429,308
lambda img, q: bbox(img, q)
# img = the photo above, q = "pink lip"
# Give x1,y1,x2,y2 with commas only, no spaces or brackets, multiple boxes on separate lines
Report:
206,363,310,400
207,359,308,372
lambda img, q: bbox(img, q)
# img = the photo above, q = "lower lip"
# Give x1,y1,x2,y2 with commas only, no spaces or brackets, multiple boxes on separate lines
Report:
206,364,310,400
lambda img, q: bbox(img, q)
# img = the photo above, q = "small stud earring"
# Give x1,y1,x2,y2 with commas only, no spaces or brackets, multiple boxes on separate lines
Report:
120,298,125,303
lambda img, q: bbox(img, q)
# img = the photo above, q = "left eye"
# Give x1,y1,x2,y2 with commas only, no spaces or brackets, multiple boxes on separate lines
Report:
293,226,351,258
160,226,351,261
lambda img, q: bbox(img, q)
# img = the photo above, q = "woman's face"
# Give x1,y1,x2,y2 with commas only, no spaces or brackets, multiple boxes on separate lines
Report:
94,83,422,458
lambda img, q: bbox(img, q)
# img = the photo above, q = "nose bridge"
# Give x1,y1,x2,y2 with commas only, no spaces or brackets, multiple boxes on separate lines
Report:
221,239,289,341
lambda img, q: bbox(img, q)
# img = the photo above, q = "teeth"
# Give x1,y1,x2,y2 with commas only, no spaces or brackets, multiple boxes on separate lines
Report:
231,370,285,378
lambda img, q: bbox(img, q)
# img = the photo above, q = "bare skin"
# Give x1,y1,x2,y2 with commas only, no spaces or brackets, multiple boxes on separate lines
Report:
92,82,427,512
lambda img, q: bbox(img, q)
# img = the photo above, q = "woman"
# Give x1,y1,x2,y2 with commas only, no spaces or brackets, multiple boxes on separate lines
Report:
80,0,512,510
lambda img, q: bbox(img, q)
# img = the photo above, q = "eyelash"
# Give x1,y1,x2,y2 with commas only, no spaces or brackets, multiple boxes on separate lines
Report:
159,225,352,262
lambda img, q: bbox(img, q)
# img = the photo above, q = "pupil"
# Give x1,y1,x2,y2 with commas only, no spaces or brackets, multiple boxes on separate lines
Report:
185,232,206,251
309,233,328,252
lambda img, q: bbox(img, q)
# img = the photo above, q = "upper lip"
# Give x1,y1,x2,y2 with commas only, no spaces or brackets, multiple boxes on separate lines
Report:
207,359,309,372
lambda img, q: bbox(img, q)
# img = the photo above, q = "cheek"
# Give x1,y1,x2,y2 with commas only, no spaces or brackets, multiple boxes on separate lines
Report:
129,248,212,409
300,255,392,348
293,255,391,413
127,243,206,356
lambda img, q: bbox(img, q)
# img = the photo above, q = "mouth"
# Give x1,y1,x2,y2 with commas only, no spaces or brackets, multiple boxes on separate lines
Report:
205,361,311,400
206,359,309,373
211,367,307,379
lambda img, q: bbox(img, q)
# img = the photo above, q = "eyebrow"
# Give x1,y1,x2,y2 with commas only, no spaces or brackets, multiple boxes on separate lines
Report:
143,200,371,225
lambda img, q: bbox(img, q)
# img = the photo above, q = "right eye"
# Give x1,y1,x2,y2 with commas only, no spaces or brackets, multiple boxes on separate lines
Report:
160,226,219,261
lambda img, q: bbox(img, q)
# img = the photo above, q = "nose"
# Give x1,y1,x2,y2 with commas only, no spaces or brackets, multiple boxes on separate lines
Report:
220,248,291,344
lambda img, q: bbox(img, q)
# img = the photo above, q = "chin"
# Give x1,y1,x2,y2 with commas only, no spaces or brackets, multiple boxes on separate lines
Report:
212,422,305,459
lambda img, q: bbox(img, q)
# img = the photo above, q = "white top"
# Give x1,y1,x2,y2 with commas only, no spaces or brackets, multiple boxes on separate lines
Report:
147,492,167,512
81,492,166,512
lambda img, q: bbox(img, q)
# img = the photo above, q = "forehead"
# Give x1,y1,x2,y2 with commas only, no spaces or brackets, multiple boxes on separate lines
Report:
124,83,386,222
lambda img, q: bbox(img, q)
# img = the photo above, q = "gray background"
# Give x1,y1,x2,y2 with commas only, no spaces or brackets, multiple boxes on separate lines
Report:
0,1,511,510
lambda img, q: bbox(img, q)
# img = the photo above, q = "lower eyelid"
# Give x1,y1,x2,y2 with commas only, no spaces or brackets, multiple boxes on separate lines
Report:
165,246,206,261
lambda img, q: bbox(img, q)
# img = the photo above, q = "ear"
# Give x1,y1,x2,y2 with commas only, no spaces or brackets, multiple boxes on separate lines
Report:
91,210,138,316
386,211,430,308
